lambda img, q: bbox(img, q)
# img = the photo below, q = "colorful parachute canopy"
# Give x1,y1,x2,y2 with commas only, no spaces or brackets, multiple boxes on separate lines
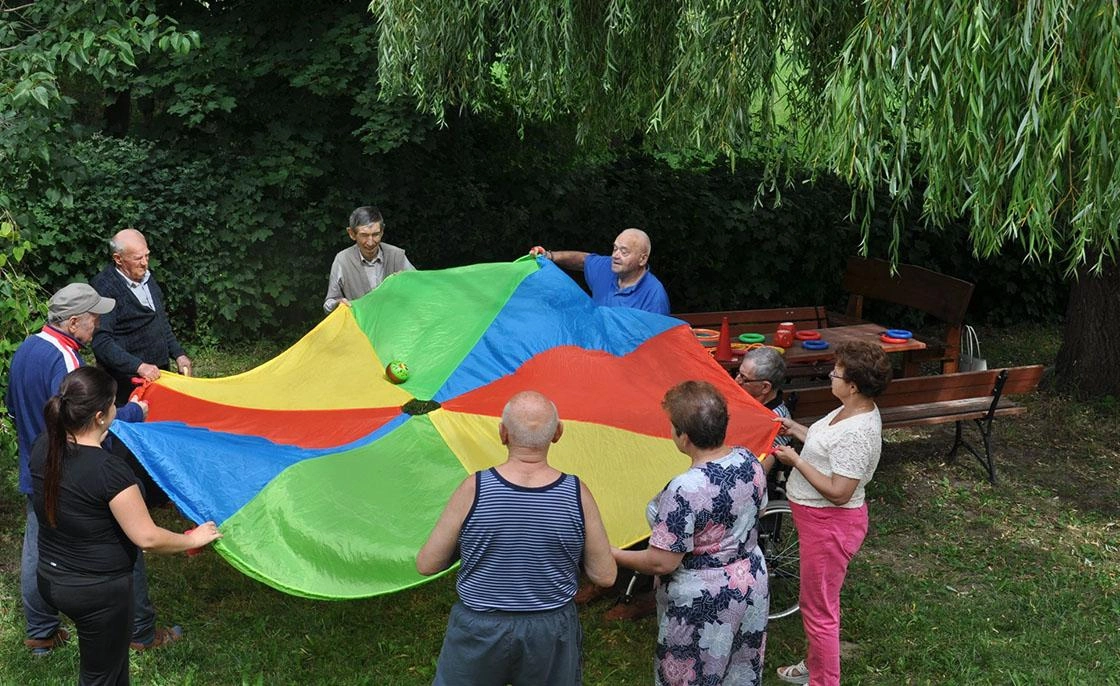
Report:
112,257,779,599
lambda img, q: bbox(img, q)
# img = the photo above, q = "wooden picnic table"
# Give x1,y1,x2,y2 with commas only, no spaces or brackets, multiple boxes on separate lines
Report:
782,323,926,364
707,323,926,375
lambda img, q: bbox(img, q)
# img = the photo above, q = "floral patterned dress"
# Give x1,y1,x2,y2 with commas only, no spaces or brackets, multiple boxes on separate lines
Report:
646,447,768,686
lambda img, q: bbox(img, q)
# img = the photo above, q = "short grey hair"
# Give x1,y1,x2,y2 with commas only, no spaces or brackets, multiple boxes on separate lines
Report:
46,311,91,326
109,228,146,256
349,206,384,230
500,391,560,449
745,346,786,385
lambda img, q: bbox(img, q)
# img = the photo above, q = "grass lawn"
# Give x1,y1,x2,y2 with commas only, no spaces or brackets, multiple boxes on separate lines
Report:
2,324,1117,684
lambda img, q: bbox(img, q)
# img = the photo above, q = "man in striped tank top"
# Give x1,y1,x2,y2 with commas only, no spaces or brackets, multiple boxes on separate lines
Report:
417,391,616,685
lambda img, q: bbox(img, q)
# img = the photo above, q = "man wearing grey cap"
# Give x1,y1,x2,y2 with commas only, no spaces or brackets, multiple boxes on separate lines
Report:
5,283,165,655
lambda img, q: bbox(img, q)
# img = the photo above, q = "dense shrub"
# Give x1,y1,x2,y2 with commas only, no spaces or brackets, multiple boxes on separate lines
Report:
373,128,1067,326
16,135,350,343
11,125,1066,348
1,220,47,464
4,0,1067,350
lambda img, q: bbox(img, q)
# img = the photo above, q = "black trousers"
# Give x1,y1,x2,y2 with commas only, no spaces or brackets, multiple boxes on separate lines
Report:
39,571,134,686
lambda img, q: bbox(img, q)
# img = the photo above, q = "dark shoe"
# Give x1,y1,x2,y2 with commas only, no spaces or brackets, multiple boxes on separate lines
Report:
574,582,614,605
25,628,70,656
604,591,657,621
130,625,182,652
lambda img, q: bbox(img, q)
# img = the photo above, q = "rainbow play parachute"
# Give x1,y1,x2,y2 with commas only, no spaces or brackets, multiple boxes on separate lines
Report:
112,256,779,599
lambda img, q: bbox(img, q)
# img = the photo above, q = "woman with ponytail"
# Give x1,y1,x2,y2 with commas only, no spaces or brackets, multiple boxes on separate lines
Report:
30,366,222,686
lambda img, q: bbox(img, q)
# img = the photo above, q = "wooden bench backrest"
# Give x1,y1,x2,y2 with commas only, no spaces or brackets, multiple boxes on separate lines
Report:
842,256,975,325
674,306,829,336
789,365,1045,420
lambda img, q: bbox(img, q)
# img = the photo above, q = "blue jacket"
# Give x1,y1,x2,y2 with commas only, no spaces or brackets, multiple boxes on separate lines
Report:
6,327,143,495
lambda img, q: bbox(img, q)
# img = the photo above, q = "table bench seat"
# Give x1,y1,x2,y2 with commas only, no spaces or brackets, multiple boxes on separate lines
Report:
798,397,1028,429
789,366,1044,483
674,306,829,336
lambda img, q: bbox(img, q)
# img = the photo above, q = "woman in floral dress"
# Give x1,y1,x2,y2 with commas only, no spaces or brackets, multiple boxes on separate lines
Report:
613,380,769,686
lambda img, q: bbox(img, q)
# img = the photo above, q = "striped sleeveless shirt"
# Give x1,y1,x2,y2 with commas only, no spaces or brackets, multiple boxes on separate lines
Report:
456,468,585,612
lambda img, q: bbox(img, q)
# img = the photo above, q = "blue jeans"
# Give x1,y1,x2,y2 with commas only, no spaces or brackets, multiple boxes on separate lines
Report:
22,497,157,643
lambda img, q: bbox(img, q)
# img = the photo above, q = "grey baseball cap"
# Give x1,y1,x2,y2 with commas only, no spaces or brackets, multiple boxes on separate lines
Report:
48,283,115,321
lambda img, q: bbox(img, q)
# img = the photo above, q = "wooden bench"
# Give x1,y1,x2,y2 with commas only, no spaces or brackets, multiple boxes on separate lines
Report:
831,256,975,375
673,306,829,336
787,365,1044,483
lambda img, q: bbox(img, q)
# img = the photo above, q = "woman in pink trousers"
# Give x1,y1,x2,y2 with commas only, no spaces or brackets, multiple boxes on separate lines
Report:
772,341,892,685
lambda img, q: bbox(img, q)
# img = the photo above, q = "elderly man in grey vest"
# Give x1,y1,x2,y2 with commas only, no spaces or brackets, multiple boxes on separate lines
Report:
323,206,415,313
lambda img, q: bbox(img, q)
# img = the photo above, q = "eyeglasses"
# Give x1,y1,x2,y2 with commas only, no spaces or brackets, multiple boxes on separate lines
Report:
828,369,848,381
735,372,768,385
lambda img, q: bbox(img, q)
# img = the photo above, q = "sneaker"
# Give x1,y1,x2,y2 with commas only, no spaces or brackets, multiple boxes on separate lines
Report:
130,625,183,652
776,660,810,684
25,628,70,656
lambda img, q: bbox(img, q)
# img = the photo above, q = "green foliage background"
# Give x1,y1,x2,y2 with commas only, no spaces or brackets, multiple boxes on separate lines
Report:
10,129,1068,345
3,0,1068,352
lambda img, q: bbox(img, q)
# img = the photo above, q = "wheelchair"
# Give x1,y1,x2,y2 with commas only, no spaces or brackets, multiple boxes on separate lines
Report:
760,461,800,619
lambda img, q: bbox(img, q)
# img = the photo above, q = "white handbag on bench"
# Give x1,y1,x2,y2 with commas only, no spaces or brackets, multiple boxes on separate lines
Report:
959,325,988,372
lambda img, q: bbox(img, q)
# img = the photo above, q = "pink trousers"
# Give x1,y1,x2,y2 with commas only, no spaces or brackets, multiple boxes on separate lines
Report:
791,501,868,686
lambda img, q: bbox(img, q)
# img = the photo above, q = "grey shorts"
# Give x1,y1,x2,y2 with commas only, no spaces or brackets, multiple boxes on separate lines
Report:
433,600,582,686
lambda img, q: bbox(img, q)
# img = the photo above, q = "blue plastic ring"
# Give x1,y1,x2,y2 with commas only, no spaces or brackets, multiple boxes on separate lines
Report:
802,340,830,350
885,329,913,339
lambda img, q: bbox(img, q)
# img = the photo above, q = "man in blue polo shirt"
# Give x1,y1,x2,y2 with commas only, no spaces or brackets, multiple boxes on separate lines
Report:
532,228,670,314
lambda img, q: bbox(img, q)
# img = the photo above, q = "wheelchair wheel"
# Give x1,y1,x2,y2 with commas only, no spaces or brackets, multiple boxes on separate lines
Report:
759,499,800,620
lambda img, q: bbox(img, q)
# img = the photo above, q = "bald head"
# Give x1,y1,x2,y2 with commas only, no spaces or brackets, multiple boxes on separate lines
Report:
617,228,651,255
610,228,651,279
110,228,151,281
500,391,561,449
110,228,146,255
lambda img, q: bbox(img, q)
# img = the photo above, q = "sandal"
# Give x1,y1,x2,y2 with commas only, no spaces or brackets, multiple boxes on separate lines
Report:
130,625,183,652
777,660,810,684
25,628,70,656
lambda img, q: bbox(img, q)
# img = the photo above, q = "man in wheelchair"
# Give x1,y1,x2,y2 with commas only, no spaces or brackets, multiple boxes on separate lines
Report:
736,346,794,503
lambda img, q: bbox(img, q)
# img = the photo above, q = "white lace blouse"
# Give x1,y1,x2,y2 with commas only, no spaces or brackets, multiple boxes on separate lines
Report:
785,406,882,509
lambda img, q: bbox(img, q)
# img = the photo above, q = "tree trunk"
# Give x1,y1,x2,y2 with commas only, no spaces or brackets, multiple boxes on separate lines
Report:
1054,259,1120,398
